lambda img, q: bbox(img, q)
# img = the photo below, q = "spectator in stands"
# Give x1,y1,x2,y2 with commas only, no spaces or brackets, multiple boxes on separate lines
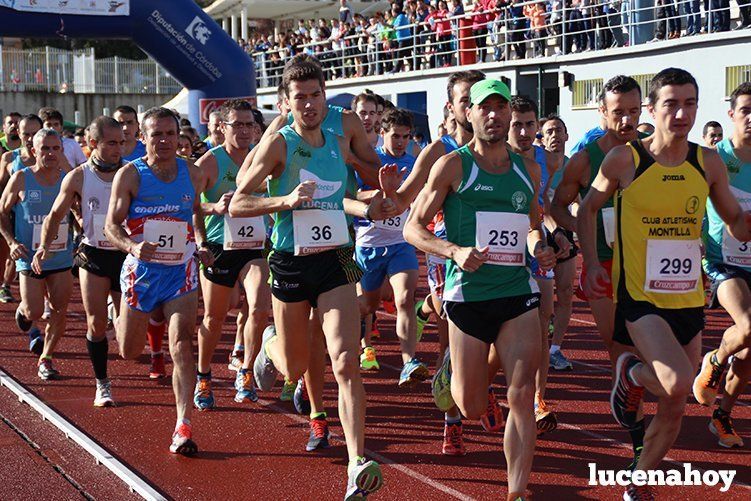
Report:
390,3,413,73
702,121,724,149
524,0,548,57
509,0,528,59
738,0,751,28
433,2,453,66
685,0,702,35
711,0,731,31
565,0,586,53
471,0,492,63
340,0,354,25
580,0,596,50
606,0,626,47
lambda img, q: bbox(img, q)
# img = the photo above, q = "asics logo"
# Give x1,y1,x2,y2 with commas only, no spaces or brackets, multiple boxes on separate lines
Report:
474,184,494,192
300,169,342,199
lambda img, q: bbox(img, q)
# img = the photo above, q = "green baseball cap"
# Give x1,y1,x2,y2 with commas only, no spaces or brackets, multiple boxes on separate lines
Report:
470,79,512,106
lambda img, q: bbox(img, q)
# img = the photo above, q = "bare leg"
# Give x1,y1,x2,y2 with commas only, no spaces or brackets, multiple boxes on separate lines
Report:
240,259,270,370
306,311,328,415
41,271,73,359
551,258,576,349
388,269,419,364
269,297,312,381
197,274,233,374
163,291,200,425
535,279,554,397
714,278,751,365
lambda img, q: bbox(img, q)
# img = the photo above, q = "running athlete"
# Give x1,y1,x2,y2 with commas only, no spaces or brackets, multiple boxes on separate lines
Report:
405,79,556,500
355,107,428,386
0,129,73,379
105,107,214,456
694,82,751,448
193,99,271,409
579,68,751,501
392,70,486,454
1,112,22,153
204,111,225,149
229,57,384,499
702,121,724,150
38,108,86,169
113,105,147,163
552,75,645,465
1,114,43,183
32,117,126,406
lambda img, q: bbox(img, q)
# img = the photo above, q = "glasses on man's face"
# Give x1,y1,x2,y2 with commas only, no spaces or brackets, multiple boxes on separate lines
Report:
225,121,257,130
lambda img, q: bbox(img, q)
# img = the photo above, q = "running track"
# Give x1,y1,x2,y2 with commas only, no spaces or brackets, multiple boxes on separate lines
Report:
0,262,749,500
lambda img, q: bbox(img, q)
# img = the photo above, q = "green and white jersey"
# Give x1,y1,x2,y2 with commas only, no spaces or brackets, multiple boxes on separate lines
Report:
443,145,539,302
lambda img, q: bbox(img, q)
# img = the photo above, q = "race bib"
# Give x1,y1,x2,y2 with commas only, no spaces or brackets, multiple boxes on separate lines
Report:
223,216,266,250
601,207,615,248
292,209,349,255
475,211,528,266
32,223,69,252
374,209,409,232
143,219,188,263
645,239,701,293
93,214,115,249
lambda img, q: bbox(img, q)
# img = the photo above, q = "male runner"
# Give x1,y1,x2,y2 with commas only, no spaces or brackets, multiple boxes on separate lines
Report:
579,68,751,500
229,56,383,499
1,114,43,182
405,79,556,500
0,129,73,379
38,107,86,168
114,105,147,162
105,107,213,455
702,120,724,149
694,82,751,448
551,74,646,466
204,111,225,148
32,116,127,405
193,99,270,409
1,112,22,152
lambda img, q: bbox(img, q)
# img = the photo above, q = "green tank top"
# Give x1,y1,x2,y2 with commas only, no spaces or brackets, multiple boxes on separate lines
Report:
201,145,240,244
579,141,614,262
443,145,539,302
269,125,351,253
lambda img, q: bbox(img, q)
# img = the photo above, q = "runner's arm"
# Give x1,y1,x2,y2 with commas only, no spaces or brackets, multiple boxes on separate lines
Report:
237,114,286,183
704,147,751,242
38,168,81,250
0,151,13,191
551,150,587,232
343,191,398,221
0,172,22,247
523,157,556,269
194,151,221,215
393,140,444,212
189,161,212,250
344,112,382,187
105,165,139,254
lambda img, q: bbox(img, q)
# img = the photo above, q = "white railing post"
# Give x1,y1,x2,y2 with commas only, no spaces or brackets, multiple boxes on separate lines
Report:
45,46,51,92
114,56,119,93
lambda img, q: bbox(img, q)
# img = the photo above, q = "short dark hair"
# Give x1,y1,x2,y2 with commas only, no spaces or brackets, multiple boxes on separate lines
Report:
702,121,723,136
141,107,180,133
114,105,138,117
648,68,699,105
20,114,43,129
730,82,751,110
74,128,85,137
220,99,254,122
542,114,568,133
179,118,192,127
89,116,122,142
447,70,486,102
283,54,324,96
364,89,386,109
380,108,414,132
38,107,64,124
510,95,538,118
351,92,378,111
5,112,22,120
277,83,285,102
598,75,641,105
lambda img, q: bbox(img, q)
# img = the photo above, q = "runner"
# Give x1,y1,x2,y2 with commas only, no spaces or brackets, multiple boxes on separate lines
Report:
38,107,86,169
113,105,147,162
0,128,73,379
1,114,43,181
204,111,225,148
551,74,646,467
1,112,22,153
193,99,270,409
702,120,724,150
105,106,214,456
694,82,751,448
405,79,556,500
578,68,751,500
32,116,126,406
229,56,384,499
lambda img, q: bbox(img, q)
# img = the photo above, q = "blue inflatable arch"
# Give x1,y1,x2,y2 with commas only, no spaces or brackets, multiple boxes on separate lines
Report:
0,1,255,135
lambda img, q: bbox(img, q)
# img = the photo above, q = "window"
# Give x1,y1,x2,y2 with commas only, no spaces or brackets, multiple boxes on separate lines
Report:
726,65,751,97
630,73,656,98
572,78,603,109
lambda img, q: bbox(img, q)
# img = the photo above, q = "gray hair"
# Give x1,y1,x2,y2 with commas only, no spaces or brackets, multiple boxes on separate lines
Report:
32,128,61,147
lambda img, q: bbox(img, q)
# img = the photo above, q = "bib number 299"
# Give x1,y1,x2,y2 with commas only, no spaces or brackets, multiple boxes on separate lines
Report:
659,257,692,275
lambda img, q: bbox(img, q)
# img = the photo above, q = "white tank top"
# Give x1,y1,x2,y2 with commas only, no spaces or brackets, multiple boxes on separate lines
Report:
81,164,116,249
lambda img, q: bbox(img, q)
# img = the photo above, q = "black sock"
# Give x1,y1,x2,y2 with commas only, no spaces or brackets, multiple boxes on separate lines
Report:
360,318,366,340
713,407,729,419
198,370,211,378
416,305,429,321
629,419,645,454
86,337,108,380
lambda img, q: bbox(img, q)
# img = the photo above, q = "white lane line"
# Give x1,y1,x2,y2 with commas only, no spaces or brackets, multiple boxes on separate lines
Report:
0,368,165,501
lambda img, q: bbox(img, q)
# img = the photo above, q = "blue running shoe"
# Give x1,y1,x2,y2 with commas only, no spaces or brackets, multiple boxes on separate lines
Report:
28,327,43,356
193,375,215,410
345,458,383,500
234,368,258,403
293,377,311,415
398,357,429,387
306,416,330,452
254,325,279,391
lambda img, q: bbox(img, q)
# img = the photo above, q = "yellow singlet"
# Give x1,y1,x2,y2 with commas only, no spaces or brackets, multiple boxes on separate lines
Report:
612,140,708,309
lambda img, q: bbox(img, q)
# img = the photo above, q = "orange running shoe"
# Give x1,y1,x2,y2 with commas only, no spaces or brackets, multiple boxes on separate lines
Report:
693,349,726,406
149,352,166,379
382,299,396,315
535,397,558,436
442,422,466,456
709,408,744,448
480,390,505,432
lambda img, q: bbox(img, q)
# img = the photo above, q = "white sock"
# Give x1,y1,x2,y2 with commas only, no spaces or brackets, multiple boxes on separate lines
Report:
176,418,190,429
550,344,561,355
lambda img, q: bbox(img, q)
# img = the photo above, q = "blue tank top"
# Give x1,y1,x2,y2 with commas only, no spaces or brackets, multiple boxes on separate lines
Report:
11,149,26,174
123,141,147,163
288,105,345,138
534,145,549,206
127,157,196,263
441,134,460,153
14,168,72,272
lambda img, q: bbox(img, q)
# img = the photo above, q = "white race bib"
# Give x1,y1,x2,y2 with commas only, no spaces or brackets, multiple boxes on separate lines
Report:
373,209,409,232
645,239,701,293
223,216,266,250
143,219,188,263
602,207,615,248
475,211,528,266
721,228,751,267
292,209,349,255
93,214,115,249
33,223,68,252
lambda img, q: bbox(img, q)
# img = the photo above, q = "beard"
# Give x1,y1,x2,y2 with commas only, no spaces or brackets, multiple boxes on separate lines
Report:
456,117,474,134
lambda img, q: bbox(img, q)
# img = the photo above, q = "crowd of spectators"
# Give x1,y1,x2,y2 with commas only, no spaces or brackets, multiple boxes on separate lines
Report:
236,0,751,86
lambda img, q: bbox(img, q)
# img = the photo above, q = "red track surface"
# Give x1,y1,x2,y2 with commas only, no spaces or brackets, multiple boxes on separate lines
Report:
0,262,749,500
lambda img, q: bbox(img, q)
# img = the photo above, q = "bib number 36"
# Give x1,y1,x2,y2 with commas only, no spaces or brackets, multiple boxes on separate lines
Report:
292,209,348,255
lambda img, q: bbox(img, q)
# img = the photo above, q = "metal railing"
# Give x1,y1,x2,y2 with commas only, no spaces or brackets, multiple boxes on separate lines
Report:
248,0,748,89
0,46,182,94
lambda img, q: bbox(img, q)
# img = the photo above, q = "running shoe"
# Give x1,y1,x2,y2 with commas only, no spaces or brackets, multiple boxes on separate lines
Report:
627,446,643,472
549,350,573,371
480,390,504,432
149,352,166,379
398,357,429,387
254,325,279,391
611,352,645,429
169,422,198,456
693,349,726,406
94,378,115,407
360,346,380,371
345,458,383,500
306,416,331,452
370,316,380,340
381,299,396,315
228,351,244,372
193,376,215,410
280,378,296,401
709,409,744,448
432,350,455,411
15,307,31,333
0,285,14,303
623,484,655,501
415,300,428,343
106,299,115,332
535,398,558,435
37,358,57,380
293,377,311,415
442,421,466,456
28,327,43,356
234,368,259,403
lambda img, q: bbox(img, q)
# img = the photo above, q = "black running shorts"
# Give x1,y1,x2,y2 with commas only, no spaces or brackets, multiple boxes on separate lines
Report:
202,242,265,288
74,244,127,292
614,291,704,347
444,293,541,344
